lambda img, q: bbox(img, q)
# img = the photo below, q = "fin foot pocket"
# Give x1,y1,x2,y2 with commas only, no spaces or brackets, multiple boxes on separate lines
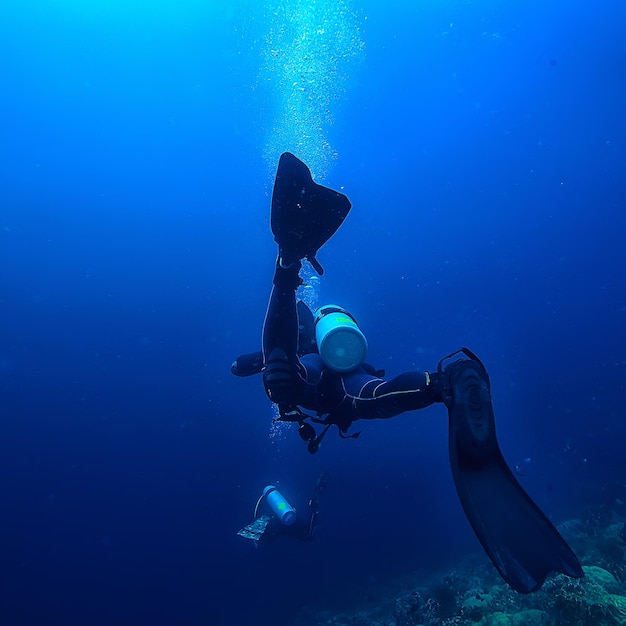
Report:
444,358,497,465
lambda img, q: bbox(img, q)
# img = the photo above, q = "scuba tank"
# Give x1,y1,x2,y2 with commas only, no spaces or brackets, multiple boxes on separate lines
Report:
314,304,368,373
262,485,297,525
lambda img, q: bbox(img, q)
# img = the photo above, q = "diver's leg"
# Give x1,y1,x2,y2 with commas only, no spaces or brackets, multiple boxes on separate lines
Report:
262,260,303,405
262,152,350,405
350,370,440,420
262,260,301,363
301,471,328,540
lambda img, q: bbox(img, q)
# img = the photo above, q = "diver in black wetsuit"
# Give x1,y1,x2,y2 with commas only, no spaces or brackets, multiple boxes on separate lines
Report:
231,152,584,594
237,472,329,544
231,153,443,449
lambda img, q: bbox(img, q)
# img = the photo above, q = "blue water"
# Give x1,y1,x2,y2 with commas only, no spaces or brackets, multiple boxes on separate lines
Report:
1,1,625,624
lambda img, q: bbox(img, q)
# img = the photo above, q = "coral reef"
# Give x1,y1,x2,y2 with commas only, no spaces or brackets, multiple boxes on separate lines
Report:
299,506,626,626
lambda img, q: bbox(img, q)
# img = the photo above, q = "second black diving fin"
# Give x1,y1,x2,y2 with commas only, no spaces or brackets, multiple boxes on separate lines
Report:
271,152,351,275
440,349,584,593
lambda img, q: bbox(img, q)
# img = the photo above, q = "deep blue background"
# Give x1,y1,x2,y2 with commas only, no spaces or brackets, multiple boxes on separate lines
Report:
1,1,625,624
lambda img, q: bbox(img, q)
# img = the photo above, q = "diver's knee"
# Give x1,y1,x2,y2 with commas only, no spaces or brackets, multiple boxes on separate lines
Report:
263,348,299,405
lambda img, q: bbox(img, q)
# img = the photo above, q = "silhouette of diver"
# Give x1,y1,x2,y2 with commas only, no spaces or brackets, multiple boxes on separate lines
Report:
238,471,330,544
231,153,583,593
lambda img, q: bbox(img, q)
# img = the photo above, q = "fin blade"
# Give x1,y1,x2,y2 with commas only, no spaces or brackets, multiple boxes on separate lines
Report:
271,153,351,271
446,359,583,593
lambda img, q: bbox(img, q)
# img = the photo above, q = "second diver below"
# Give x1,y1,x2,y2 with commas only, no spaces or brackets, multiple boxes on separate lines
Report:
231,152,583,594
237,472,330,545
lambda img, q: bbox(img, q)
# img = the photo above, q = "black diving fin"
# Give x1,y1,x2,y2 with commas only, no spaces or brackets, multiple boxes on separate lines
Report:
271,152,351,275
440,349,584,593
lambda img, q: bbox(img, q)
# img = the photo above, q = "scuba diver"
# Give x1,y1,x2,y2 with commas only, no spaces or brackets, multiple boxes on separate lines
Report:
237,472,330,544
231,152,583,594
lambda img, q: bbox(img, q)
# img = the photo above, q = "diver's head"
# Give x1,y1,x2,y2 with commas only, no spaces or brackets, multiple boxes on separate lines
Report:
314,304,368,373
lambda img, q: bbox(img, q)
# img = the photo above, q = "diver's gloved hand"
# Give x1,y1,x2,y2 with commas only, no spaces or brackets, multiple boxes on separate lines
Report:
263,348,302,406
